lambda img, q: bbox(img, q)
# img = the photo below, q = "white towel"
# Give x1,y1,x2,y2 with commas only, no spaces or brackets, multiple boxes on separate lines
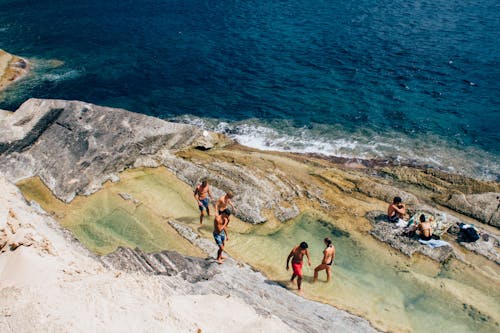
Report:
418,239,450,248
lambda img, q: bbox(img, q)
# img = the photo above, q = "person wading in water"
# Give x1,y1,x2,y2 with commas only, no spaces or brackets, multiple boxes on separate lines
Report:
286,241,311,293
313,237,335,283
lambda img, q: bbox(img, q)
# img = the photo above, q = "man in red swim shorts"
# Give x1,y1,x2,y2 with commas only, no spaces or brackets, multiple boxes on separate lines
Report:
286,241,311,292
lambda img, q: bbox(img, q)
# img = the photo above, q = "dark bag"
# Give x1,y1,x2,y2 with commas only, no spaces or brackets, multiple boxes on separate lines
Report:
461,226,480,242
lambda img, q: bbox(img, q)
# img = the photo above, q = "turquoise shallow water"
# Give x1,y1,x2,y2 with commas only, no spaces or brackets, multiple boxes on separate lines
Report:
221,213,500,333
0,0,499,179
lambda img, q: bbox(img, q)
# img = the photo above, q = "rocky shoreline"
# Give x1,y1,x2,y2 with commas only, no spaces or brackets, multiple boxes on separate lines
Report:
1,98,499,332
0,49,29,95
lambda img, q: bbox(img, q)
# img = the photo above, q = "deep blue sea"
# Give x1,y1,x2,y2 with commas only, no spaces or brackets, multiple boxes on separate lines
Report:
1,0,499,179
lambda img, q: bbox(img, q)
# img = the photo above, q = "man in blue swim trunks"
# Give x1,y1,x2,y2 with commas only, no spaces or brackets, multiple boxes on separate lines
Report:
213,209,230,264
194,179,214,224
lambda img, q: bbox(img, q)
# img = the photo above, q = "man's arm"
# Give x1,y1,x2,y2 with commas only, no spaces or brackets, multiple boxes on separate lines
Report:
194,187,201,205
286,249,294,270
306,249,311,266
208,187,214,201
229,199,236,213
214,199,220,215
223,218,229,240
394,204,406,215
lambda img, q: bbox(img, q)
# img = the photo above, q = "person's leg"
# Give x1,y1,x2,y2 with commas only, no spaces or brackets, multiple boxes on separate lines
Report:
313,265,320,282
313,264,326,282
326,266,331,282
297,275,302,291
199,204,205,224
217,245,225,263
290,273,297,281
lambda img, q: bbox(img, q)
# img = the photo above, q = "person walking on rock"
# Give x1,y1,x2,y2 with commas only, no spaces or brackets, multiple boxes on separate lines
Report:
213,209,231,264
194,179,214,224
286,242,311,292
313,237,335,283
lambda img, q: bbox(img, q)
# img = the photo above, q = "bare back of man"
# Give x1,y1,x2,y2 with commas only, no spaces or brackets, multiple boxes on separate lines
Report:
313,238,335,282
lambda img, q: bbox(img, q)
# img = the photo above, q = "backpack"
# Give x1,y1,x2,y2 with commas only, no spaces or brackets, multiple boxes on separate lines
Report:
460,224,480,242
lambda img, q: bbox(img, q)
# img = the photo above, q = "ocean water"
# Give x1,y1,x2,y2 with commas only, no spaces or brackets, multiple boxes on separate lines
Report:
0,0,499,179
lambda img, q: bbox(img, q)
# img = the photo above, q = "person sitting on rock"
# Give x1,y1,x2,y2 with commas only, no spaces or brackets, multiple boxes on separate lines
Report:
286,241,311,293
313,237,335,283
416,214,433,240
213,209,231,264
388,196,406,223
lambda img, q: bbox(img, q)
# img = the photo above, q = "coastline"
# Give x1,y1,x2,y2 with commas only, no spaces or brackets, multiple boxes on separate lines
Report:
1,98,498,332
0,49,29,94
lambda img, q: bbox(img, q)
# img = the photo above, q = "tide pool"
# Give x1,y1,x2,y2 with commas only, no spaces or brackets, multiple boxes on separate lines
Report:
18,167,500,333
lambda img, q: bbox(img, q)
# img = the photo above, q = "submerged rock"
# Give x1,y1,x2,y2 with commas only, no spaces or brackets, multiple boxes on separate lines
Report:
102,230,379,333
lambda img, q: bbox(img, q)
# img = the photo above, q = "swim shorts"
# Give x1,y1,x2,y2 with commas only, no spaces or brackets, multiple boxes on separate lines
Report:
198,198,210,211
292,262,303,277
213,230,226,246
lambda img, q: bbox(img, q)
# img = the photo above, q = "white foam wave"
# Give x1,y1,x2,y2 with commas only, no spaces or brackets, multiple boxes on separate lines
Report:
172,115,499,181
41,69,80,82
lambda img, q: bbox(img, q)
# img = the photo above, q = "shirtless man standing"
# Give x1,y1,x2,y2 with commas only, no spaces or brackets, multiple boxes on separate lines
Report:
387,196,406,223
313,238,335,283
286,242,311,292
194,179,214,224
213,209,231,264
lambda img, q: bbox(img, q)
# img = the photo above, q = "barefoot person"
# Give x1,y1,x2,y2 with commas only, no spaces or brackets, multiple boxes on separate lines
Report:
313,238,335,282
213,209,231,264
286,242,311,292
194,179,214,224
388,196,406,223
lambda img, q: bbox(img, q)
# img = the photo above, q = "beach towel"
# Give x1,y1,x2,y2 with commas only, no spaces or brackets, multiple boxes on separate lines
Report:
418,239,450,248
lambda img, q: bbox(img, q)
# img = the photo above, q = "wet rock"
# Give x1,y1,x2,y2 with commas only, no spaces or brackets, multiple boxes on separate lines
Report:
162,155,301,223
103,226,379,333
118,192,133,201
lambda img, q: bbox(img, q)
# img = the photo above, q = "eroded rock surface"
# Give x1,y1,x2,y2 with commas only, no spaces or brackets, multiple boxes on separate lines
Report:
366,211,455,262
436,192,500,227
0,99,224,202
102,225,379,333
